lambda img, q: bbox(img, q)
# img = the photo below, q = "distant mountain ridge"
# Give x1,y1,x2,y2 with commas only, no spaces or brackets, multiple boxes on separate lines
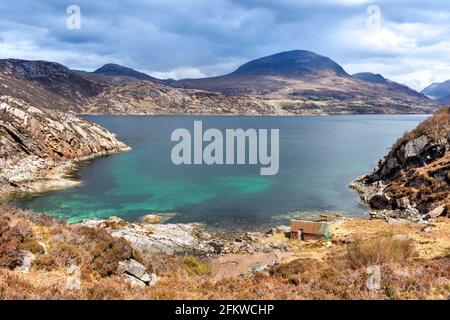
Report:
93,63,162,82
0,58,282,115
172,50,436,114
421,80,450,105
0,51,439,115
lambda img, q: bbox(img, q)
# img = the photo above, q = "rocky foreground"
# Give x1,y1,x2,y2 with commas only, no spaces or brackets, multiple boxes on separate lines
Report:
0,96,130,197
0,207,448,299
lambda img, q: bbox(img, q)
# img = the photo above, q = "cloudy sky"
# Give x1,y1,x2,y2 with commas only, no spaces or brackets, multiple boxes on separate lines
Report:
0,0,449,90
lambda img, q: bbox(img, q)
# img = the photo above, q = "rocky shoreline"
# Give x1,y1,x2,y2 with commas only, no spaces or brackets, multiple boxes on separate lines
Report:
349,107,450,223
80,216,291,258
0,95,131,199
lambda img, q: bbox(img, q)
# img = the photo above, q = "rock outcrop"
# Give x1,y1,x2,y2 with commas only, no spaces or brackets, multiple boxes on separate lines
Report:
351,106,450,221
0,95,130,196
80,216,289,257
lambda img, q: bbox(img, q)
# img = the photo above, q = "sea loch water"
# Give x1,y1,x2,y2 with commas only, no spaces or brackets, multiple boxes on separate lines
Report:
11,115,427,229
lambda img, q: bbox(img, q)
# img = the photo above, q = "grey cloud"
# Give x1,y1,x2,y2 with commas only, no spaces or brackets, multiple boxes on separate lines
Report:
0,0,449,89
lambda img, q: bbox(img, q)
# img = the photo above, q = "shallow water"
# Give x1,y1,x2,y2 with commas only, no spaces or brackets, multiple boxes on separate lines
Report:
11,115,427,229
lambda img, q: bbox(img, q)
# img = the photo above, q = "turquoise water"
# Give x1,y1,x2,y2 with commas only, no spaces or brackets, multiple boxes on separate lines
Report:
11,115,427,228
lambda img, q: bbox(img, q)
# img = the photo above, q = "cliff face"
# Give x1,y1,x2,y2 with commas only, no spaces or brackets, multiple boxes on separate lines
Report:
0,95,129,196
353,107,450,220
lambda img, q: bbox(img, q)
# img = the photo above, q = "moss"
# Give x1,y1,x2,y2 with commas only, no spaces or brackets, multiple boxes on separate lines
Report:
183,256,212,275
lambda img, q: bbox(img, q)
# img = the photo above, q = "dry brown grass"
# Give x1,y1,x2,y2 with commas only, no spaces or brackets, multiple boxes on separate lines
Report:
345,236,416,269
0,205,449,300
393,106,450,150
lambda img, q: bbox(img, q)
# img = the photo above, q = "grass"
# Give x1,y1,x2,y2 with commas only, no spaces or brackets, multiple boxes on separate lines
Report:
0,205,448,300
346,235,416,269
183,256,212,276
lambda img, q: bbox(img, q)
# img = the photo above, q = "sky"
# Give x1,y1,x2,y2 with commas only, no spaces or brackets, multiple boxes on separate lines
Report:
0,0,449,91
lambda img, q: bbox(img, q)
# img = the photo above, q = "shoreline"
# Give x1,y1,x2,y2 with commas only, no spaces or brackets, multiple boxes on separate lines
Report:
80,112,433,117
0,145,131,200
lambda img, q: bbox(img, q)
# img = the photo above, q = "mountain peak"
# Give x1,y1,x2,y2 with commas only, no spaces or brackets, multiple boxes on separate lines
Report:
231,50,349,78
94,63,159,82
421,80,450,99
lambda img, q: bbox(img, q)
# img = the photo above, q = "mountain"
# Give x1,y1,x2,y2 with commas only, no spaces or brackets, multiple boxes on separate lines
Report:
231,50,348,77
93,63,162,82
421,80,450,99
0,59,103,106
0,55,437,115
353,72,426,99
438,95,450,104
172,50,436,114
0,59,283,115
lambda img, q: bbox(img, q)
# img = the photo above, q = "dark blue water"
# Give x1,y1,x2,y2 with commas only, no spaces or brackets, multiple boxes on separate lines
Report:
11,115,427,228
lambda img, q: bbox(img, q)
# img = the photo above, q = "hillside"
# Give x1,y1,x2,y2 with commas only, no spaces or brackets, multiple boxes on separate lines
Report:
0,95,129,197
172,50,436,114
85,81,284,115
351,106,450,221
0,59,283,115
0,59,104,107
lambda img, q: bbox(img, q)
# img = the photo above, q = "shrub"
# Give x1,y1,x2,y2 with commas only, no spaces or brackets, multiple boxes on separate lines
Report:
20,237,45,255
183,256,211,275
0,216,33,269
270,258,319,279
49,241,83,267
346,235,416,269
78,227,133,277
32,254,56,271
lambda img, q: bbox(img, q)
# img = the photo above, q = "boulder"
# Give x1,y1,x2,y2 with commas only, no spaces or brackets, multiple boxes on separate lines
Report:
396,197,410,209
369,194,392,210
105,222,216,256
424,206,446,220
118,259,157,287
250,263,269,274
16,251,35,273
143,214,162,224
104,216,128,229
401,135,429,160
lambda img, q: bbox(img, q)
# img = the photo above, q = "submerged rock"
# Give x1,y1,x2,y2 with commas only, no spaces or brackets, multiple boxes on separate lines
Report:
142,214,162,224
